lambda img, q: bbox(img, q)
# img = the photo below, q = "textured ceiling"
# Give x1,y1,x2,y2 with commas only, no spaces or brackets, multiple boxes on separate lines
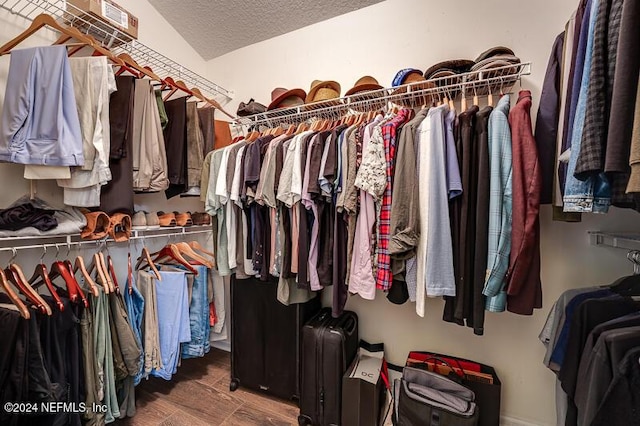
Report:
148,0,384,60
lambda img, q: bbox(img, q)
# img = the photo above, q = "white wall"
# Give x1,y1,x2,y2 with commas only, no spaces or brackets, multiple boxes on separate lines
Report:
206,0,640,424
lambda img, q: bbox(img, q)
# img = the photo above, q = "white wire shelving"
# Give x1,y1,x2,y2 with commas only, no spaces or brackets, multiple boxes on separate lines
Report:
234,62,531,129
0,225,213,253
0,0,233,102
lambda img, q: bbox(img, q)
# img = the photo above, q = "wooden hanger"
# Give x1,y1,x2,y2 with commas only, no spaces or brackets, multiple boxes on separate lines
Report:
88,253,110,294
140,247,161,281
0,268,30,319
187,241,215,259
107,255,121,295
285,123,297,136
143,244,198,275
5,264,51,315
295,121,309,134
0,14,85,55
163,77,193,101
98,253,115,293
62,260,89,307
28,257,64,312
175,242,214,268
74,256,100,297
117,53,162,82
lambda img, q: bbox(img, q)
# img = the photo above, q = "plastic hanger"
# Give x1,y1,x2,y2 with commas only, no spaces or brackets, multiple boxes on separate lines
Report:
28,247,64,312
0,268,30,319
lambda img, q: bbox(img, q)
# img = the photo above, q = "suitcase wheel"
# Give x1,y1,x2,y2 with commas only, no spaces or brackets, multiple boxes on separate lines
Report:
229,379,240,392
297,415,309,426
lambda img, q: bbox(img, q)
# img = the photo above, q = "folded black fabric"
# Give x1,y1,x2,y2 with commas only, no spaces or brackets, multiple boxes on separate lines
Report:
0,203,58,231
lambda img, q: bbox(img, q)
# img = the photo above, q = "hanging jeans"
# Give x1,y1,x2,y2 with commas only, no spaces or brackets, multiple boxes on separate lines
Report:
123,274,145,386
181,265,211,359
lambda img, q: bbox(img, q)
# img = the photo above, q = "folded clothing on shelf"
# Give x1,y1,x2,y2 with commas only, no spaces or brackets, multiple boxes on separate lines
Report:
0,196,86,237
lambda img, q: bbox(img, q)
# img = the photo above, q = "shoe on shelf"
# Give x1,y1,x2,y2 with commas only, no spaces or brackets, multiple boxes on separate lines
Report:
157,211,177,227
145,212,160,229
174,211,193,227
191,212,211,226
132,211,147,229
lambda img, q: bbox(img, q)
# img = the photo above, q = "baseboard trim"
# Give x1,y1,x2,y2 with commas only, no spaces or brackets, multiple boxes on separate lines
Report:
500,415,542,426
211,340,231,352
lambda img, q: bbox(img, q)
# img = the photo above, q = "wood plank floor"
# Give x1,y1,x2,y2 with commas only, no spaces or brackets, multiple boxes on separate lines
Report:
116,348,299,426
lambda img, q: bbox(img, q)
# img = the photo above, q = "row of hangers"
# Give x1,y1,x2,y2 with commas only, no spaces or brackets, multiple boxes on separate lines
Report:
0,236,216,320
240,76,516,140
0,13,236,120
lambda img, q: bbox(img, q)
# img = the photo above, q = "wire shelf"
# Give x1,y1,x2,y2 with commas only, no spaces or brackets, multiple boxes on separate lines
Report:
234,62,531,128
0,225,213,253
0,0,234,102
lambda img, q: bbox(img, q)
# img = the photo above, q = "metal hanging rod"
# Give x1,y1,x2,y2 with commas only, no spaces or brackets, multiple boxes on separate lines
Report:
234,62,531,129
0,226,213,253
0,0,234,101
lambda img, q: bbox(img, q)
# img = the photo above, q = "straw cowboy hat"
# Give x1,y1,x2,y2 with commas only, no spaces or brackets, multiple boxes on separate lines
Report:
305,80,341,105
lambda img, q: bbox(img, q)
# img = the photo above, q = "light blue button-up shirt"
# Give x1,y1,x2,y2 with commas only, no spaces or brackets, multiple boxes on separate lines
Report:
483,95,512,312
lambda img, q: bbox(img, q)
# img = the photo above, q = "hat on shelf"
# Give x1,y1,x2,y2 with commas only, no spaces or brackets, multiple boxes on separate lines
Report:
305,80,341,108
474,46,515,63
423,59,475,80
391,68,436,107
236,98,267,117
345,76,385,111
267,87,307,111
345,76,383,96
470,47,521,95
423,59,475,100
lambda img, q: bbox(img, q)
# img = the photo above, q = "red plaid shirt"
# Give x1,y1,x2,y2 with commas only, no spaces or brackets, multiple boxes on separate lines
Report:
376,109,412,290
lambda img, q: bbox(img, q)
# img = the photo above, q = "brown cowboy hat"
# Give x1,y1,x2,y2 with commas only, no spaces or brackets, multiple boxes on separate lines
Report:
345,76,383,96
267,87,307,111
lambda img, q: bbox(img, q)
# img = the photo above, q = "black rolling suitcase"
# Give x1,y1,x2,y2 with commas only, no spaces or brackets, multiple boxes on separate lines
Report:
230,276,320,401
299,308,359,426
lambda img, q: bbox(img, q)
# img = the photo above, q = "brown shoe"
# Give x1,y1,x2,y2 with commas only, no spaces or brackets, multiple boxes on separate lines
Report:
191,212,211,226
109,213,132,242
81,211,112,240
157,211,177,227
174,211,193,227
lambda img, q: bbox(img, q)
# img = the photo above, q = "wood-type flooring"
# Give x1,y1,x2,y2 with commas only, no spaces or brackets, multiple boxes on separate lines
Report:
116,348,298,426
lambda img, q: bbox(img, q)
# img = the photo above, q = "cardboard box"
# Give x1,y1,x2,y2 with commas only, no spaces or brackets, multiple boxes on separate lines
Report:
66,0,138,41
